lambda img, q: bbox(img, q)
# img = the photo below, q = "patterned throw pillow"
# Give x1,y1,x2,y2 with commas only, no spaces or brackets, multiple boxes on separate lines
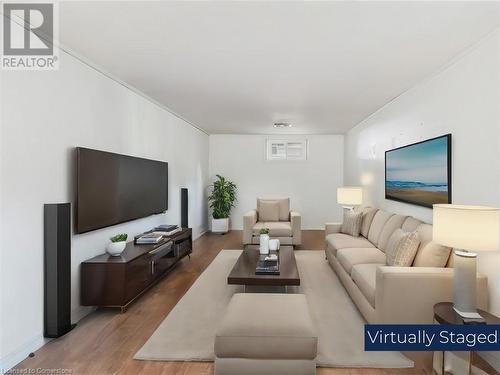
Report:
386,229,420,266
340,211,363,237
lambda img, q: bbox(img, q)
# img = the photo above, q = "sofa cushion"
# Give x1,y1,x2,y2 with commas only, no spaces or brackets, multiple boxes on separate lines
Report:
259,201,280,222
337,247,386,274
215,293,317,359
402,217,423,232
360,208,378,238
413,241,452,268
252,222,268,235
258,198,290,221
377,214,408,252
341,211,363,237
325,233,375,256
253,221,292,237
413,224,451,267
367,210,394,246
385,229,420,266
351,263,382,308
416,223,433,246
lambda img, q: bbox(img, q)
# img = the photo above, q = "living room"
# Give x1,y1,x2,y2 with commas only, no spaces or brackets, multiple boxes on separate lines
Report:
1,1,500,375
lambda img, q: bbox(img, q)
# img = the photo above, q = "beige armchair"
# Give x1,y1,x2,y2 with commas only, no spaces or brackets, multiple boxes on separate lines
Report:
243,198,301,247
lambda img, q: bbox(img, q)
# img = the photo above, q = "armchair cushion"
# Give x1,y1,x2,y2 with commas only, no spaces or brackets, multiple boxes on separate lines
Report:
259,200,280,222
253,222,292,237
258,198,290,221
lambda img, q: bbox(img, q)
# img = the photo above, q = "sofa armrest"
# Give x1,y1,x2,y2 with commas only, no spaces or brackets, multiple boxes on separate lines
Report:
325,222,342,236
243,210,257,245
375,266,488,324
290,211,301,245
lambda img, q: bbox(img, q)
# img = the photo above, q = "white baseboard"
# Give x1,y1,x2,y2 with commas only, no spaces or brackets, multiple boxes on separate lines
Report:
0,333,48,371
72,305,96,324
193,230,207,241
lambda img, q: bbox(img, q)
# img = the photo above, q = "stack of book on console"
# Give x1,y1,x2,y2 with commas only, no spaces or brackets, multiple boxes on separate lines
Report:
135,232,164,245
255,254,280,275
154,224,182,236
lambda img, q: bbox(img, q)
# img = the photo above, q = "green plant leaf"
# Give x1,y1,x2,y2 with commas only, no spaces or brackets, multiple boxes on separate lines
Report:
110,233,128,242
207,175,237,219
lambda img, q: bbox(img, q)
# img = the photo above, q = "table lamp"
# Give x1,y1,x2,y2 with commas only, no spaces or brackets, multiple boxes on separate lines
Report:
433,204,500,319
337,187,363,211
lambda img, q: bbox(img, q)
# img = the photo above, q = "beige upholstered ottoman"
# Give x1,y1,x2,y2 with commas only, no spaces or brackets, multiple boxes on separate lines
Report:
214,293,318,375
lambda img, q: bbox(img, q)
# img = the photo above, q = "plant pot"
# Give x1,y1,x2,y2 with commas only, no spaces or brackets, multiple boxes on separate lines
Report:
106,241,126,256
212,218,229,233
260,234,270,255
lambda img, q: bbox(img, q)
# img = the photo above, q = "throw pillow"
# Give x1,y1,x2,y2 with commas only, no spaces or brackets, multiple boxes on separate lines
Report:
412,241,451,267
386,229,420,266
259,200,280,222
341,210,363,237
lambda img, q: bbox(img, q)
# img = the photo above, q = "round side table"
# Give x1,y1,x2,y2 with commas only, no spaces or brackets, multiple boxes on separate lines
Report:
434,302,500,375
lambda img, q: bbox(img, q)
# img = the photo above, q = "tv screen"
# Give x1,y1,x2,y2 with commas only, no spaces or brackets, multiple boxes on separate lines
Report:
385,134,451,208
76,147,168,234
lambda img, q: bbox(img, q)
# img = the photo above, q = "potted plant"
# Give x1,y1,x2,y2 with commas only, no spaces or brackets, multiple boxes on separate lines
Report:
259,228,270,254
107,233,128,256
208,175,237,234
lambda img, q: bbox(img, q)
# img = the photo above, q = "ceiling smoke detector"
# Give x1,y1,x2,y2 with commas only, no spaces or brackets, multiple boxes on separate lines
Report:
273,122,292,129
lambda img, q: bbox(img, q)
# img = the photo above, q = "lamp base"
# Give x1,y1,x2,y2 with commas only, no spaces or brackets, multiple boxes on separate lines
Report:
342,206,355,212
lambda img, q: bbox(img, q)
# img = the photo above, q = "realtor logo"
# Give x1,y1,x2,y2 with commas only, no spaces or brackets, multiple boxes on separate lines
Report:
1,1,59,70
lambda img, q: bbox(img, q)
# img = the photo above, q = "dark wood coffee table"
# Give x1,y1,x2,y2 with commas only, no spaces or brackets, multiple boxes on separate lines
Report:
227,248,300,292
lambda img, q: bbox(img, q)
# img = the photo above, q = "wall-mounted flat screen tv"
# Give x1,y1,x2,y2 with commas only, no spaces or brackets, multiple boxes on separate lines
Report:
76,147,168,234
385,134,451,208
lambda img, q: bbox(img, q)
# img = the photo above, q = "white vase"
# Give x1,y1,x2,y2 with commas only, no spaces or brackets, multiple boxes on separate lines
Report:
259,234,270,255
269,239,280,251
212,218,229,233
106,241,126,256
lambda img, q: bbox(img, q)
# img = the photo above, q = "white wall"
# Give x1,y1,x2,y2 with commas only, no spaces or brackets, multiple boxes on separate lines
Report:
344,31,500,313
209,135,344,230
0,51,209,369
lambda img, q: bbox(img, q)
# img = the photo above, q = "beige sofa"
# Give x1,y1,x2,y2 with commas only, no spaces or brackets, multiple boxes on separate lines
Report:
325,207,489,324
243,198,301,247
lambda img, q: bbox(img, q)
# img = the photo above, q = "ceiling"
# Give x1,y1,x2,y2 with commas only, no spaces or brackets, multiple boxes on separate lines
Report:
59,1,500,135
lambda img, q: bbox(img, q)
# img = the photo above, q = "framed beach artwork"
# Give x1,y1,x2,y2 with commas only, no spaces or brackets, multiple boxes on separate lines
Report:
385,134,451,208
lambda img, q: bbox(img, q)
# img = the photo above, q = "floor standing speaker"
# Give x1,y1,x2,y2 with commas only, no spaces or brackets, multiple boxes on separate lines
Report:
181,188,188,228
44,203,75,338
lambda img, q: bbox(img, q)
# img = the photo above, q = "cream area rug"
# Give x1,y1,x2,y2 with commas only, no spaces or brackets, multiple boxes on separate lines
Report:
134,250,413,368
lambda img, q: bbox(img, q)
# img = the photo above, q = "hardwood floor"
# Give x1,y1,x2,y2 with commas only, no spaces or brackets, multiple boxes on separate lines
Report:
15,230,428,375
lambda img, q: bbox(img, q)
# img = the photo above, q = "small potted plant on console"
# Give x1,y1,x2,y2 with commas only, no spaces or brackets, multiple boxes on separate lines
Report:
208,174,237,234
107,233,128,256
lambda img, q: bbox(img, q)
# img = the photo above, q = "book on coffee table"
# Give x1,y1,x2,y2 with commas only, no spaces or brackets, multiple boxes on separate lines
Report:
255,255,280,275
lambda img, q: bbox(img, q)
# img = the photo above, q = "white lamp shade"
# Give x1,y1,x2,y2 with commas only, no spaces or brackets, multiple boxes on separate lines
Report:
433,204,500,252
337,187,363,206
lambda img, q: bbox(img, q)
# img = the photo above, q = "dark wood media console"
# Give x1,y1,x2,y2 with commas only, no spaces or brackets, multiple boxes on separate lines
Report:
81,228,192,311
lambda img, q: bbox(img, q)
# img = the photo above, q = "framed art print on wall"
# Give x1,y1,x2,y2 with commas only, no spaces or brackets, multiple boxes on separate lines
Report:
385,134,451,208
